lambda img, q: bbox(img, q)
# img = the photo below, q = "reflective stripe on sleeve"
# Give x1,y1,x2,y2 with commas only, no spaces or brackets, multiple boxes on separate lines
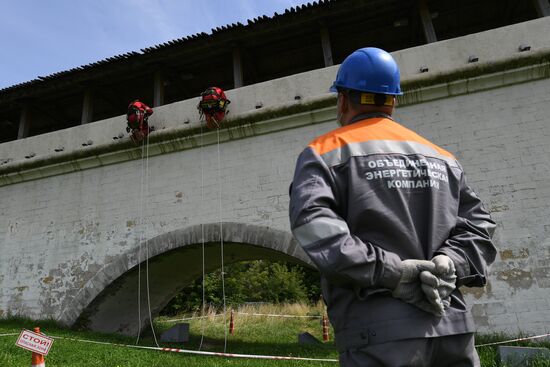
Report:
292,217,350,248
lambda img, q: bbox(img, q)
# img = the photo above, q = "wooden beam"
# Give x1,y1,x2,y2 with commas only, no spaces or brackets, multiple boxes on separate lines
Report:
532,0,550,17
320,26,334,66
232,47,244,88
153,70,165,107
17,104,31,139
419,0,437,44
81,89,94,124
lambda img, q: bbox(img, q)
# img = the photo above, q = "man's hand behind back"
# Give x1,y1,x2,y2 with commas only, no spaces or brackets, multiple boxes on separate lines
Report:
392,259,446,316
420,255,457,312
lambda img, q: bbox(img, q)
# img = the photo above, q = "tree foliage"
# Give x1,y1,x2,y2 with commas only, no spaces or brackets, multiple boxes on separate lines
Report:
161,260,320,315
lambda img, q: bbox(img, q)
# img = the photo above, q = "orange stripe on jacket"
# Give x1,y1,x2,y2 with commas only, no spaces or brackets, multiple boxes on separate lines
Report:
308,118,455,159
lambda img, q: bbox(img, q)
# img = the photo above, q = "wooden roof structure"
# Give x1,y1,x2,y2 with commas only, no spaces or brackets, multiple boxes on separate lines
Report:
0,0,544,143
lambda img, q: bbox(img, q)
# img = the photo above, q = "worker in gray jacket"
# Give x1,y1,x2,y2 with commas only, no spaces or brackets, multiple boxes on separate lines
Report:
289,47,497,367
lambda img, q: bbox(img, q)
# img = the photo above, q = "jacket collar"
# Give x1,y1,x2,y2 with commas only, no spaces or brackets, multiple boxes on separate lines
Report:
349,112,393,124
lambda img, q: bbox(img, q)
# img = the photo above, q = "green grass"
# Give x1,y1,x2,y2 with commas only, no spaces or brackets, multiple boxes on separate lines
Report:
0,305,337,367
1,304,549,366
475,333,550,367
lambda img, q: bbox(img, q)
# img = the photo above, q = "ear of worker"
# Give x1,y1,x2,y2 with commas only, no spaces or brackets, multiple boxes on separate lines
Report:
391,255,457,316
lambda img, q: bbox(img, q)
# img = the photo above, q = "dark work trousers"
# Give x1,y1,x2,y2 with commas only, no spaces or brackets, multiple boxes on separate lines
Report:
339,333,480,367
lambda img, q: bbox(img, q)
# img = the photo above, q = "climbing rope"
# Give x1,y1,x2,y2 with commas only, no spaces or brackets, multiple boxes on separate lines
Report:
144,132,160,347
196,87,230,352
135,139,146,345
198,123,207,351
135,132,159,347
133,98,227,352
216,127,228,353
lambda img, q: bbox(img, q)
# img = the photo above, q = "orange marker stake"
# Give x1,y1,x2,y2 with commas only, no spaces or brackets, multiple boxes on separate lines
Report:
31,327,46,367
229,310,235,335
322,314,329,342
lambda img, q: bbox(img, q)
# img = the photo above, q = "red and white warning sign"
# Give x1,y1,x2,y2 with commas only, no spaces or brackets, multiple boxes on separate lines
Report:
15,329,54,356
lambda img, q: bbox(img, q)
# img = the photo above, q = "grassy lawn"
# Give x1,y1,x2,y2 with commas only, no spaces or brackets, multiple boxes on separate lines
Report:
0,304,549,366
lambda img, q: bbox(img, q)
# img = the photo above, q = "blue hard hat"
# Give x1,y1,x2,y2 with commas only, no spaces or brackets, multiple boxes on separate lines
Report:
330,47,402,95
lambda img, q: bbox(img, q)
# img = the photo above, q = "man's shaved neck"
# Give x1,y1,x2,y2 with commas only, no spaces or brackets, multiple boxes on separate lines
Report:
338,92,395,126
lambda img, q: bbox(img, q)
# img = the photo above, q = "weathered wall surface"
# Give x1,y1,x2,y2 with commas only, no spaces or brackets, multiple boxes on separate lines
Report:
1,18,550,336
396,78,550,335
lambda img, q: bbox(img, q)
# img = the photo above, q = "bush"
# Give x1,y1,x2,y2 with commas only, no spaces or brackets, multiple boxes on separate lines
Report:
161,260,320,315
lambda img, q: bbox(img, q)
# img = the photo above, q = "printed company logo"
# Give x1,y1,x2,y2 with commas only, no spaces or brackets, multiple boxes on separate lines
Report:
15,329,54,356
364,157,450,190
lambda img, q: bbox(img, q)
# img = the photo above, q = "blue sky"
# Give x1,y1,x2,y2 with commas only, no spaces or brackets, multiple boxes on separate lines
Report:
0,0,314,89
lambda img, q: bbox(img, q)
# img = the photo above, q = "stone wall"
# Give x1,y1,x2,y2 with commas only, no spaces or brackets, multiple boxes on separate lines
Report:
1,18,549,335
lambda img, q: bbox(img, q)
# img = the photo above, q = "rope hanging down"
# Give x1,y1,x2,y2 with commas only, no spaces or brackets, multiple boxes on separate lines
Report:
128,99,155,345
134,122,159,348
216,127,228,353
198,123,207,351
144,132,159,347
131,89,231,351
198,87,231,353
135,136,146,345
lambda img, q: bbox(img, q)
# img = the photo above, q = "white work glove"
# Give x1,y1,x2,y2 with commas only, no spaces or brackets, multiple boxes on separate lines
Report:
392,259,445,316
420,255,457,313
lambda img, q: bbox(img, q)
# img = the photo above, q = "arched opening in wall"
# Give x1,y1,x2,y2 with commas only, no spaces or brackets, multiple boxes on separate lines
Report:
71,224,314,337
160,259,321,317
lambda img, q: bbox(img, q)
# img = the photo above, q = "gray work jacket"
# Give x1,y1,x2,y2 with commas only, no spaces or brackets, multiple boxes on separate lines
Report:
289,114,497,351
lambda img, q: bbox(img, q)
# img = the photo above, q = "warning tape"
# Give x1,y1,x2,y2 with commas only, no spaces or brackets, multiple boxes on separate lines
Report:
43,335,338,362
165,312,322,323
4,329,548,357
0,330,337,362
164,314,224,322
237,312,323,319
475,332,550,347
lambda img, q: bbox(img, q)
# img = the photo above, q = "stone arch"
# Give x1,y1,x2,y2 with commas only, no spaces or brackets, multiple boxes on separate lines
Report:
60,222,312,335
